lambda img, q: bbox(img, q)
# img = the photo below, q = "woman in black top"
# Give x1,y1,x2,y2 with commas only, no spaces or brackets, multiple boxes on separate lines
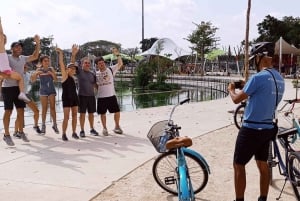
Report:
56,47,79,141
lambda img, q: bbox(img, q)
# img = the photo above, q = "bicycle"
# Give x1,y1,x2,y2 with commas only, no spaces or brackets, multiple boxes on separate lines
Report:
268,127,300,200
233,98,300,130
147,98,210,201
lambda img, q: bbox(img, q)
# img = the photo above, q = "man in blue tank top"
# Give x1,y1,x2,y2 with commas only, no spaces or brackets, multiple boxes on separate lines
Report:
228,42,285,201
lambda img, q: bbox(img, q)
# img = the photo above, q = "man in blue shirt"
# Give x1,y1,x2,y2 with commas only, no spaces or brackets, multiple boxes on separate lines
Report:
228,42,285,201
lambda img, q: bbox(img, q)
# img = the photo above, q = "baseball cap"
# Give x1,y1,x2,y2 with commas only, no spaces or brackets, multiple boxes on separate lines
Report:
11,42,24,48
67,63,78,68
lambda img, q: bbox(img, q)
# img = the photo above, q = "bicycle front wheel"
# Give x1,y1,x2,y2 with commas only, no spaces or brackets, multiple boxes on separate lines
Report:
288,151,300,200
234,104,245,130
152,150,209,195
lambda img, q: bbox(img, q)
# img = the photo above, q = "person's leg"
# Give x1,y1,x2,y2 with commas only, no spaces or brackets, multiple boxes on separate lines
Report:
114,112,121,128
49,94,57,125
71,106,78,133
3,109,12,135
80,113,85,131
62,107,71,134
40,96,48,125
100,114,107,129
16,108,24,133
234,163,246,200
27,101,40,127
256,160,269,200
88,113,94,129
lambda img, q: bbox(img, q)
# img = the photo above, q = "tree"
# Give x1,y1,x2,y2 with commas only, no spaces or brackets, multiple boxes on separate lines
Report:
255,15,300,48
139,37,158,52
186,21,219,75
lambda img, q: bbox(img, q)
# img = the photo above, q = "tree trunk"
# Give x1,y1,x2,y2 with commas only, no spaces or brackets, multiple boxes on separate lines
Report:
244,0,251,81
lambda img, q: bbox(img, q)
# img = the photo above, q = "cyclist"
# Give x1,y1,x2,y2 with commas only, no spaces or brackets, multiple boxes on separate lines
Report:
228,42,285,201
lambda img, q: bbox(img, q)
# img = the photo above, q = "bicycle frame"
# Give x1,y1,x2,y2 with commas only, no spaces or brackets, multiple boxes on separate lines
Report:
177,147,195,201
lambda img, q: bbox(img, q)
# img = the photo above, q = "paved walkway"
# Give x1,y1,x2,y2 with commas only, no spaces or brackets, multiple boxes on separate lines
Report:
0,79,296,201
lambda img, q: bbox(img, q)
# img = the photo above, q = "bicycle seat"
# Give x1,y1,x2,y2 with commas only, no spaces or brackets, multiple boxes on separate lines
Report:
166,136,192,149
277,127,298,139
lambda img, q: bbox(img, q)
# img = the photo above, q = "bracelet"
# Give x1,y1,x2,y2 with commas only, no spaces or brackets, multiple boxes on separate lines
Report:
116,54,120,57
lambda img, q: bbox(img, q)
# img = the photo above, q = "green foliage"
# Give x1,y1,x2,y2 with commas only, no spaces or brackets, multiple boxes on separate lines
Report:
133,61,155,89
186,21,219,56
139,37,158,52
255,15,300,48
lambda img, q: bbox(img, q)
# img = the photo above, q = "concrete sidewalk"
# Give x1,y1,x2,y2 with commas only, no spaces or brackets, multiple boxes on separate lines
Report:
0,79,296,201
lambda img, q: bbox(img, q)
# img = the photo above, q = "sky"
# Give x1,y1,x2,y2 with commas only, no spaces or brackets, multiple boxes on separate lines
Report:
1,0,300,53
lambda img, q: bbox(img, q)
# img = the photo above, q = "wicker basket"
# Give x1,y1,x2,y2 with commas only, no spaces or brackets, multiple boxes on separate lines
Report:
147,120,170,153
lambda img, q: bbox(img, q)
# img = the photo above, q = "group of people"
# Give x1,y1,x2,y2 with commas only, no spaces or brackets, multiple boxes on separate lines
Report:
0,17,124,145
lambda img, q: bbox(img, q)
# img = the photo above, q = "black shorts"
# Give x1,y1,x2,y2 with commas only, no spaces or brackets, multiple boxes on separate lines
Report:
2,86,26,110
233,126,277,165
62,96,79,108
97,96,120,115
78,95,96,113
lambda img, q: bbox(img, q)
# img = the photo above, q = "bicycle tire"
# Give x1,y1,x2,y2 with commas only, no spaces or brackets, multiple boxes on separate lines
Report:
288,151,300,200
267,141,274,185
152,150,209,195
234,104,245,130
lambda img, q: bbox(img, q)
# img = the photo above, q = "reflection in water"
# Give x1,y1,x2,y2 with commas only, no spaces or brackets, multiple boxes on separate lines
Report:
0,79,228,130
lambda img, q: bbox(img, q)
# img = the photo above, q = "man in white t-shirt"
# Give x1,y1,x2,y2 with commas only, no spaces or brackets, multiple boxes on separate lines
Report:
95,47,123,136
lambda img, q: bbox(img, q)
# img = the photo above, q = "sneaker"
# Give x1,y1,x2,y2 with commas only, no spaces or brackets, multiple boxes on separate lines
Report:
3,135,15,146
18,92,31,103
13,131,21,139
113,127,123,134
90,128,99,136
72,133,79,139
18,132,30,142
62,134,68,141
80,130,85,138
33,126,42,134
41,124,46,134
52,124,59,134
102,128,108,136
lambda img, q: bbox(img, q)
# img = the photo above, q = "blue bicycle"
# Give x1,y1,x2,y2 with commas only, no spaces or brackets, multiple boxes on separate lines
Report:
147,98,210,201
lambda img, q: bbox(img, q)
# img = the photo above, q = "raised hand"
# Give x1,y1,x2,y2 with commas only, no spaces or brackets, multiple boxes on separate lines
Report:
112,47,120,56
72,44,79,55
33,34,40,45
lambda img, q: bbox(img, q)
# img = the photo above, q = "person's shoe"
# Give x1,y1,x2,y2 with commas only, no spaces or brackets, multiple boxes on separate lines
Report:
3,135,15,146
62,134,68,141
18,92,31,103
33,126,42,134
102,128,109,136
80,130,85,138
52,124,59,134
113,127,123,134
72,133,79,139
18,132,30,142
41,124,46,134
13,131,21,139
90,128,99,136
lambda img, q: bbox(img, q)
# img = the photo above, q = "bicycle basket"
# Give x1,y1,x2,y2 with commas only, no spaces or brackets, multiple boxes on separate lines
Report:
147,120,170,153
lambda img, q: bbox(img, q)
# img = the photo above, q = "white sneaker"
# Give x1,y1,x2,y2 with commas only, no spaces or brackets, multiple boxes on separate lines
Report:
113,127,123,134
18,92,31,103
102,128,108,136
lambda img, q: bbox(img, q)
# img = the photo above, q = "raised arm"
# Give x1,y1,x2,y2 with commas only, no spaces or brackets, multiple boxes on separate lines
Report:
0,17,6,53
71,44,79,64
27,34,40,62
112,47,123,70
56,47,67,82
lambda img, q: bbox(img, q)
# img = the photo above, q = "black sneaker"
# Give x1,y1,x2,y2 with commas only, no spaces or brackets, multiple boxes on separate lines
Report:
52,124,59,134
13,131,21,139
80,130,85,138
19,132,30,142
72,133,79,139
3,135,15,146
90,128,99,136
33,126,42,134
62,134,68,141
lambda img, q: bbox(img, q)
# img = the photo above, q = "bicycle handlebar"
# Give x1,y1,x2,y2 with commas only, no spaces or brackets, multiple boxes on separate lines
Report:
168,98,190,123
179,98,190,105
283,99,300,104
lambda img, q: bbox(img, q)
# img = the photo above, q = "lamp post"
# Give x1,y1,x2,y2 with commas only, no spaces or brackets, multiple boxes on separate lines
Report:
142,0,144,42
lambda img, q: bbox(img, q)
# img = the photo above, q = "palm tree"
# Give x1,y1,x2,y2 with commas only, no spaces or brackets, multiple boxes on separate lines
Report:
244,0,251,81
